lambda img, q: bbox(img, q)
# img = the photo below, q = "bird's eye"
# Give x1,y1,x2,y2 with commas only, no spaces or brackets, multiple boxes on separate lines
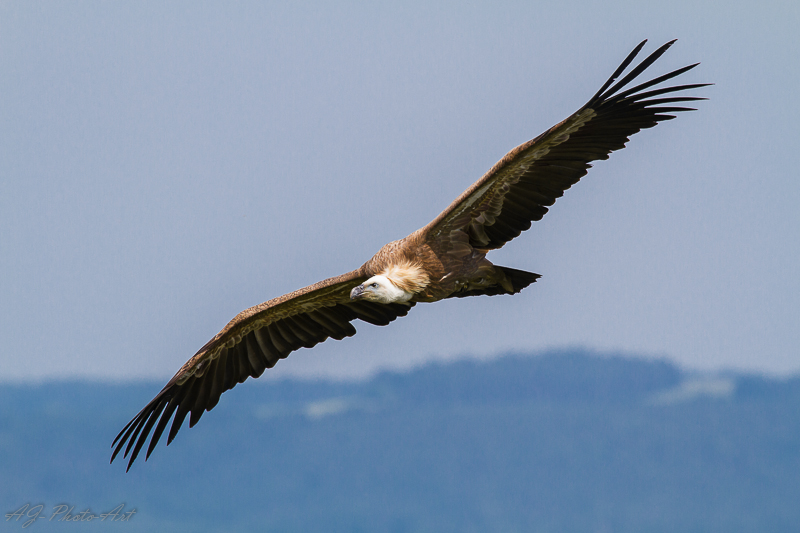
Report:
370,283,378,288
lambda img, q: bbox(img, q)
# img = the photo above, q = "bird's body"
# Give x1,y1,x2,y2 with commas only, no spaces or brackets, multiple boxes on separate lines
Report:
112,40,708,470
355,229,538,304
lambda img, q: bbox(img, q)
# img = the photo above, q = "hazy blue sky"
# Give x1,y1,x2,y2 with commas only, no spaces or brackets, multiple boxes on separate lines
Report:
1,1,798,382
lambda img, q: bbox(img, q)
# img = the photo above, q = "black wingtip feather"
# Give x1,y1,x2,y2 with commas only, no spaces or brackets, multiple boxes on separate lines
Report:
167,378,198,445
596,41,676,103
126,399,168,471
612,63,700,103
590,39,648,102
146,397,180,461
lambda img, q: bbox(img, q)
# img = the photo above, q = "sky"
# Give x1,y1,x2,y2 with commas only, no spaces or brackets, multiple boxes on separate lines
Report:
1,0,798,382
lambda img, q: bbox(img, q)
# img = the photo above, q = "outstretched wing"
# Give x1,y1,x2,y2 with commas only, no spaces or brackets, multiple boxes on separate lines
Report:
111,269,414,471
422,39,708,255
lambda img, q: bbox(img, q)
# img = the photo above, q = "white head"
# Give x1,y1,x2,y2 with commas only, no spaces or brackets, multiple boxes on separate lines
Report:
350,275,414,304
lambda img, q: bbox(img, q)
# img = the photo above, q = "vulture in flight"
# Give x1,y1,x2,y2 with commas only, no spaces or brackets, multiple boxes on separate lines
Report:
112,39,707,470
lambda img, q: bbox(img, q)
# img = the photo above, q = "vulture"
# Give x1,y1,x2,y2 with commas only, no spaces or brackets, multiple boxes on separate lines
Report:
112,39,707,470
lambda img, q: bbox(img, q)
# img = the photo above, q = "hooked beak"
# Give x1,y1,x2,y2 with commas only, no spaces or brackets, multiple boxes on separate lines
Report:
350,284,365,300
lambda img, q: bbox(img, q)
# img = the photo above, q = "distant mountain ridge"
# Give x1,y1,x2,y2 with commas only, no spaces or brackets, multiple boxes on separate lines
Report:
3,350,799,532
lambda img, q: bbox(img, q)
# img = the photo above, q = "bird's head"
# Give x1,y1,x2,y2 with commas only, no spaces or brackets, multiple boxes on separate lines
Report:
350,275,413,304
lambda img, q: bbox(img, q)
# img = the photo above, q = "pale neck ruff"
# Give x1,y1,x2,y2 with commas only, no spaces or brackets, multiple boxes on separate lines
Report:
369,274,414,303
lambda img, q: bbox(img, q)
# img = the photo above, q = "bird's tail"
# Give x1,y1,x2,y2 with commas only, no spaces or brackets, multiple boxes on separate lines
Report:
496,266,541,295
449,266,540,298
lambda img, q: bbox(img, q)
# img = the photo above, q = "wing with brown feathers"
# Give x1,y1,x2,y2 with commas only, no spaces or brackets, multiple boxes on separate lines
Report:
422,40,708,253
111,269,414,471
